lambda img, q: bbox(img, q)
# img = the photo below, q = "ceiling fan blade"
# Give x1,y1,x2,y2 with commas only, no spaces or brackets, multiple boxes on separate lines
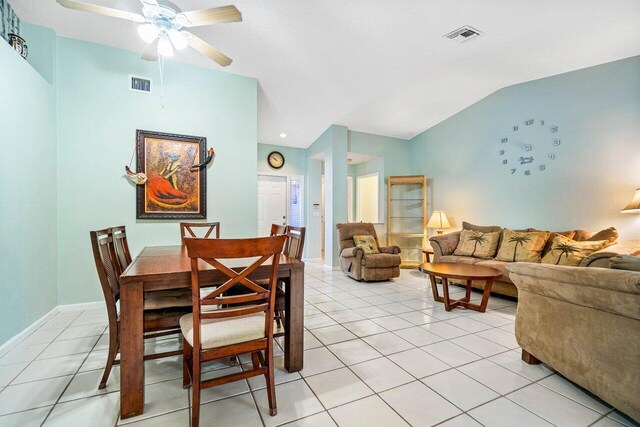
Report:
180,5,242,27
185,32,232,67
140,0,159,6
57,0,145,22
141,40,158,61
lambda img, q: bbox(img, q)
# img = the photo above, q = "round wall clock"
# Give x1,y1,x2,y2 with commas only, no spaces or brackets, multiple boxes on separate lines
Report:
499,119,561,176
268,151,285,169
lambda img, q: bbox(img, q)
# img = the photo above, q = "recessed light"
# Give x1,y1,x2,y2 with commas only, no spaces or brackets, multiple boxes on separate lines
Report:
280,133,287,138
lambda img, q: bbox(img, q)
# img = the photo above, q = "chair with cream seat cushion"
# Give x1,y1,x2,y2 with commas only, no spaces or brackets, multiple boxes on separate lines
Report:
181,235,287,427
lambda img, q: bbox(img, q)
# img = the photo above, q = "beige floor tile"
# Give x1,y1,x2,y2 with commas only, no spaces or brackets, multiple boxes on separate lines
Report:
329,395,409,427
305,367,373,408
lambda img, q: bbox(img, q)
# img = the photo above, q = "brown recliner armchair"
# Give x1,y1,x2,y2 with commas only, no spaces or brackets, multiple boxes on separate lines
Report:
336,223,401,281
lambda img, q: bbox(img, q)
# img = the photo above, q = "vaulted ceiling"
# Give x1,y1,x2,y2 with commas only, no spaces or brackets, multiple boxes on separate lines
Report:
11,0,640,148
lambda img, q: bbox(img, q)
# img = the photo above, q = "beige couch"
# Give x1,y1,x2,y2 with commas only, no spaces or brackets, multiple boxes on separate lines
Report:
428,222,626,298
336,223,401,281
508,262,640,422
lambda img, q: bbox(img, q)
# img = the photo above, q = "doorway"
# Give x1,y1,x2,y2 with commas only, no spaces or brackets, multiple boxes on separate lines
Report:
257,175,287,236
356,172,380,223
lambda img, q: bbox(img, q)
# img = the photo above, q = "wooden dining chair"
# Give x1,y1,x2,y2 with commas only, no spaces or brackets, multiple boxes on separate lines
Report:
182,236,287,426
90,228,191,389
180,222,220,244
273,226,306,335
270,223,287,235
111,225,132,273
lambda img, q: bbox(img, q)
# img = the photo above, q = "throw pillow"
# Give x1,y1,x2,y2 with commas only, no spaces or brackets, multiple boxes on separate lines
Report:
453,230,500,259
495,230,550,263
541,235,608,266
353,235,379,254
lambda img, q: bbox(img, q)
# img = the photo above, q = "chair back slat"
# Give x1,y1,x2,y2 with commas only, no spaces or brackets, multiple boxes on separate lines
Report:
90,229,121,311
180,222,220,244
111,225,132,275
270,224,287,236
184,236,287,350
284,226,306,260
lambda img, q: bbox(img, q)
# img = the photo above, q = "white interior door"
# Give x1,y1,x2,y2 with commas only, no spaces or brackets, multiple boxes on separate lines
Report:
258,175,288,236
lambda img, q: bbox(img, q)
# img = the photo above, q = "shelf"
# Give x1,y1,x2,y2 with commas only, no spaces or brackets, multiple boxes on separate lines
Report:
390,198,424,201
388,175,427,267
390,216,424,219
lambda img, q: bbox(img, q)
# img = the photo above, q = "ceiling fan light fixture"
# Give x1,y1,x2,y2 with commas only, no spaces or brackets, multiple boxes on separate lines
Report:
158,35,174,57
137,23,159,43
168,29,188,50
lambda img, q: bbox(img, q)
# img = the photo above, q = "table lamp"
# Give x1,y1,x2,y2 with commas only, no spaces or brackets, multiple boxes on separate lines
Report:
427,211,451,234
621,187,640,213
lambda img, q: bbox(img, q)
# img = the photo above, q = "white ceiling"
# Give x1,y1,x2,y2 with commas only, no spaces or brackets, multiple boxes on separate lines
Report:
11,1,640,148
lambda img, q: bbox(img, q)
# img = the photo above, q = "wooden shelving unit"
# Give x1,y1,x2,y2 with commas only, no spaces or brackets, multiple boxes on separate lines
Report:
387,175,427,268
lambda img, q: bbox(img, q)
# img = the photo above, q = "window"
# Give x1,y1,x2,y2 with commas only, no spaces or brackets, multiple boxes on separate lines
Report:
289,179,303,226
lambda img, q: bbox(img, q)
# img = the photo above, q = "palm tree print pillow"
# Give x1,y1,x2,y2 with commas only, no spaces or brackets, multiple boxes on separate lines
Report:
353,235,380,254
453,230,500,259
495,230,550,263
541,235,607,266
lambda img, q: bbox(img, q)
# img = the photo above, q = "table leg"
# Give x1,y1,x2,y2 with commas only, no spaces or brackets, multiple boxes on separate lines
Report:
429,275,444,303
442,277,452,311
120,281,145,418
284,267,304,372
463,279,472,302
478,280,494,313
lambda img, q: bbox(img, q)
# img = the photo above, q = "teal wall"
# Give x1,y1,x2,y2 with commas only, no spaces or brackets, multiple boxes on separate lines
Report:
21,22,56,85
55,37,258,304
258,143,307,176
409,56,640,238
0,40,57,343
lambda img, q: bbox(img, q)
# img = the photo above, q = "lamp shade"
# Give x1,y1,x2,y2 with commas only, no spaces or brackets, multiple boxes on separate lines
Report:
621,188,640,213
427,211,451,229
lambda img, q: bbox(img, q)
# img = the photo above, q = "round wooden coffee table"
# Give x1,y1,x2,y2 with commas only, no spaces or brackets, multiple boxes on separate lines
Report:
418,262,503,313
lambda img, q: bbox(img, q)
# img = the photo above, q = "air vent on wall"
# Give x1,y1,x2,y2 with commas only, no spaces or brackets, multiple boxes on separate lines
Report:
129,75,152,93
444,26,481,43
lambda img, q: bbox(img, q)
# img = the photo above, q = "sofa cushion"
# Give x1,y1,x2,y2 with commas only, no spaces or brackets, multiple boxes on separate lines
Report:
454,230,500,259
541,235,608,266
475,259,513,284
439,255,482,265
586,227,618,246
462,221,502,233
353,234,380,254
360,253,401,268
496,230,550,263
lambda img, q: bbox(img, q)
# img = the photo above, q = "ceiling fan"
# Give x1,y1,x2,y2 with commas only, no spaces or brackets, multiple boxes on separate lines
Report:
56,0,241,66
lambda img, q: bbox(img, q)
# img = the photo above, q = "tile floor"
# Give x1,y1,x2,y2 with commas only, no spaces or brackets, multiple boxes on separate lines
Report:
0,263,637,427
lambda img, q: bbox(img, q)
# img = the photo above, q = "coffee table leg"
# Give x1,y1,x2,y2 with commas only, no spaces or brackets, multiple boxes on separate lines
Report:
429,275,444,303
463,279,472,302
442,277,452,311
479,280,494,312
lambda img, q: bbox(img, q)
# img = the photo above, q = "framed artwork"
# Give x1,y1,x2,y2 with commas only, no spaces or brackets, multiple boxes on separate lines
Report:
136,130,207,220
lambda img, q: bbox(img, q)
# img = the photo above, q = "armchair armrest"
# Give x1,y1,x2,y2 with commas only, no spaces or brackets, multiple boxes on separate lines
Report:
610,255,640,272
341,247,363,258
379,246,401,255
429,231,461,261
580,240,640,267
507,263,640,319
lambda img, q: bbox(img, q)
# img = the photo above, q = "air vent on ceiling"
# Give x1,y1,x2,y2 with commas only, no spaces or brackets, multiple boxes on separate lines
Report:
444,26,481,43
129,75,152,93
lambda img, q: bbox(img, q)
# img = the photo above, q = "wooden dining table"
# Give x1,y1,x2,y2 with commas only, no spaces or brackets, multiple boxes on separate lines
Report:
118,245,305,419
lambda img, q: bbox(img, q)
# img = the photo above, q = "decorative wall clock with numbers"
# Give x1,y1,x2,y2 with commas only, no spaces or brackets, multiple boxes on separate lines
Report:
499,119,561,176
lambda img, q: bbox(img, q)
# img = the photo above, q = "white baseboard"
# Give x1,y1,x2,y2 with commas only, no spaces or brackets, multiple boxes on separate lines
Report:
57,301,104,312
0,300,104,358
0,306,58,358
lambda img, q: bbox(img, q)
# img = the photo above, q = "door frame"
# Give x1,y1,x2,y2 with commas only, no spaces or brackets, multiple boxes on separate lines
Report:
257,173,306,228
356,171,380,223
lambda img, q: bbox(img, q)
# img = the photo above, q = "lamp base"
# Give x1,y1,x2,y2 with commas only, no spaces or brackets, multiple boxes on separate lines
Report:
436,230,444,235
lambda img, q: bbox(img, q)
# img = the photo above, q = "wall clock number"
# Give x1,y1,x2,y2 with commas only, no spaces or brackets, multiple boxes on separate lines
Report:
524,170,531,176
553,138,561,146
519,156,534,164
501,138,508,143
522,144,533,152
502,159,508,165
499,150,505,155
539,164,546,171
539,120,545,125
548,153,556,160
513,126,519,131
551,126,559,133
510,169,517,174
